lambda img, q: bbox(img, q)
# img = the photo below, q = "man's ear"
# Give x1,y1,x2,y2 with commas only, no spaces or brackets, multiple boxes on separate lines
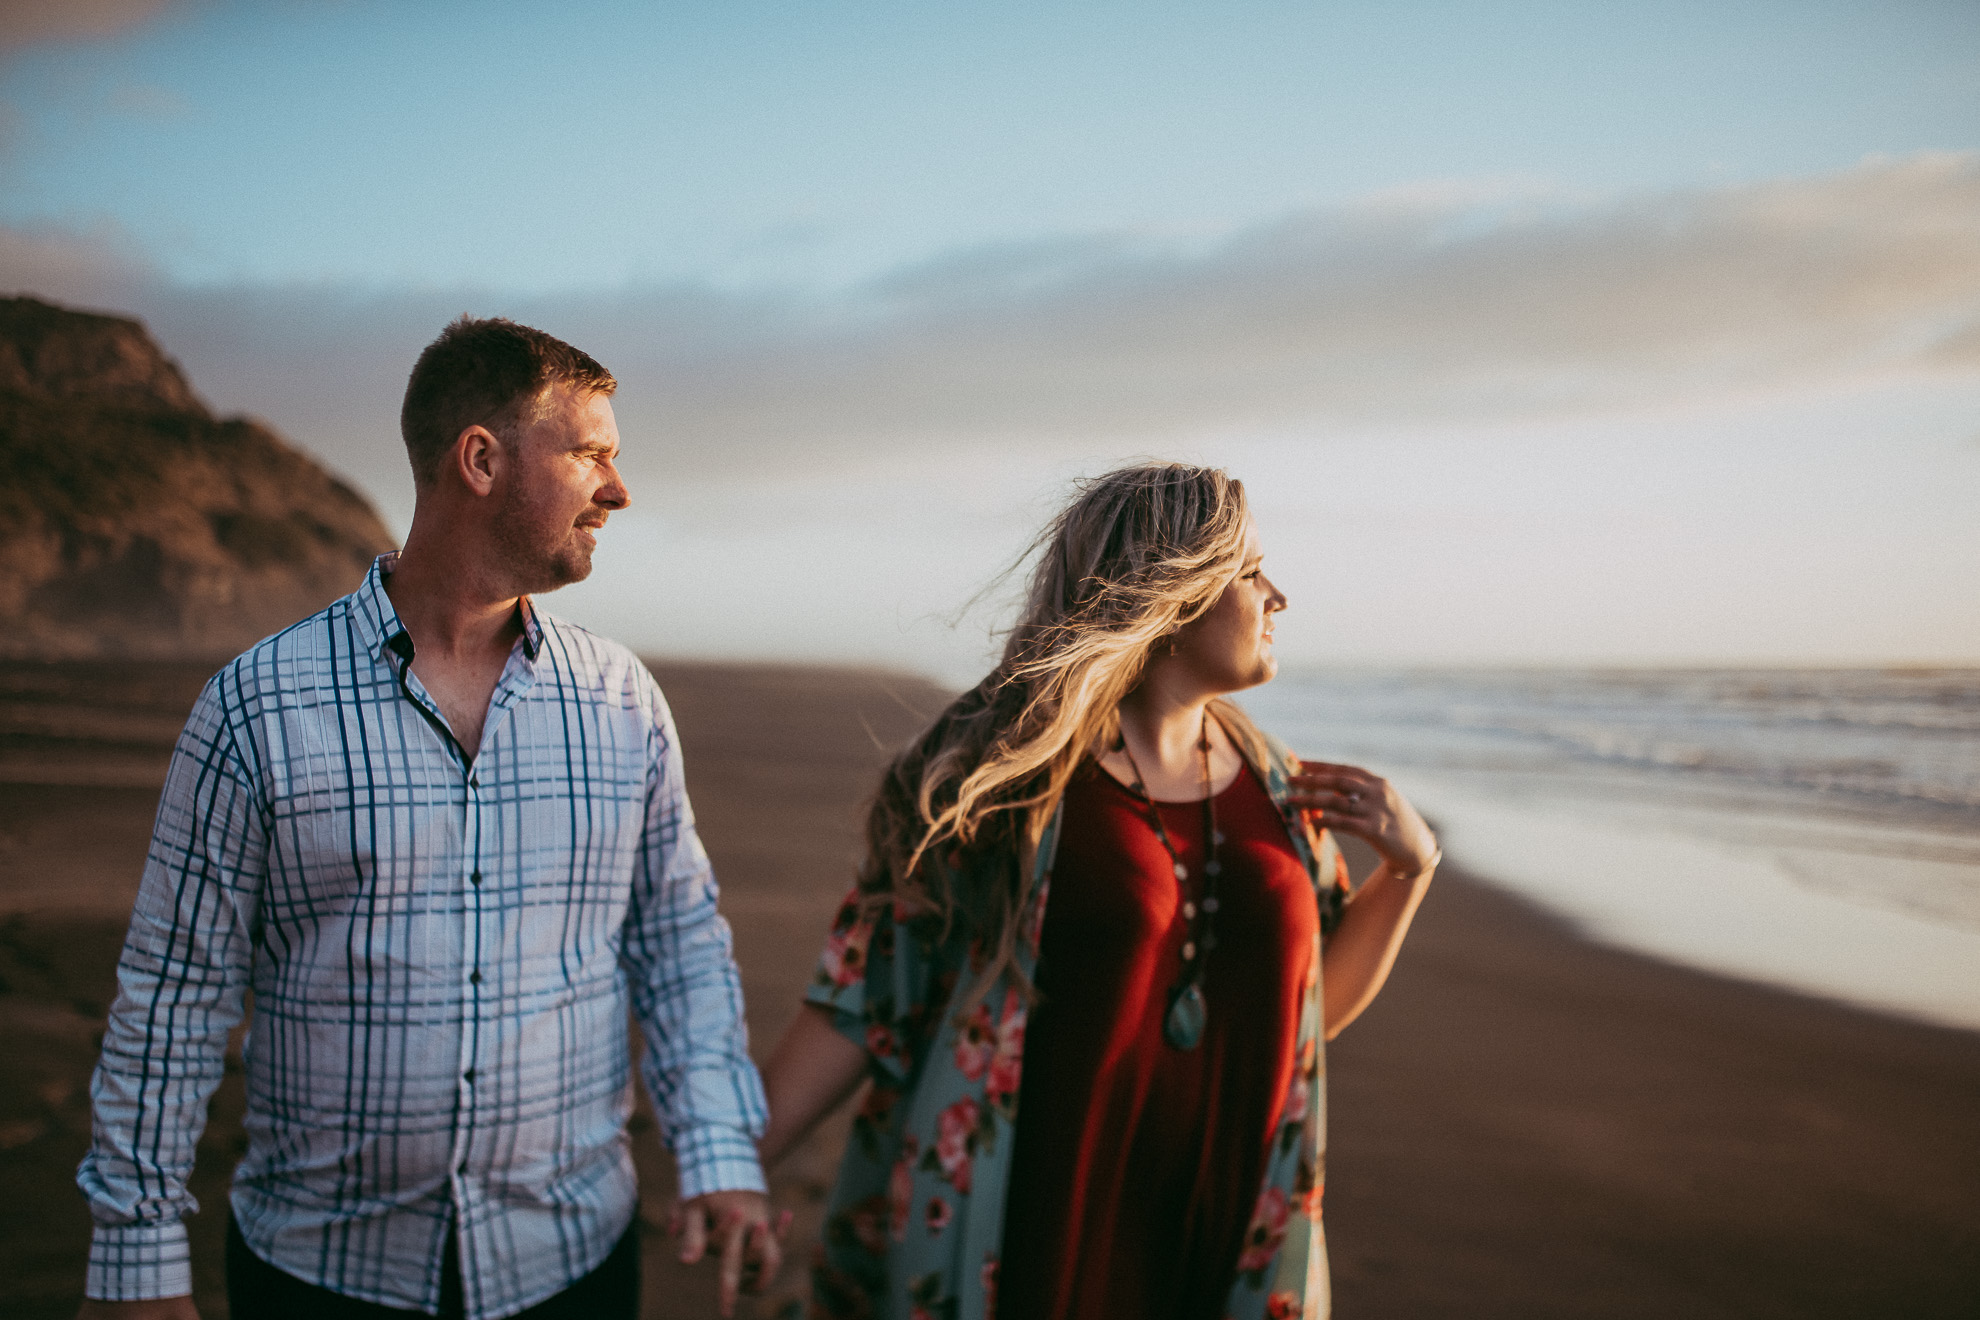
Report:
449,424,503,497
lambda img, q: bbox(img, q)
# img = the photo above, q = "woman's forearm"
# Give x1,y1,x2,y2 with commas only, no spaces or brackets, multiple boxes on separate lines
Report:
757,1002,871,1170
1320,854,1438,1040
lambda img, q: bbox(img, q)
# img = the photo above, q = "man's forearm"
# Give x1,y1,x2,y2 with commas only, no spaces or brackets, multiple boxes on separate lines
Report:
626,857,771,1198
78,680,262,1302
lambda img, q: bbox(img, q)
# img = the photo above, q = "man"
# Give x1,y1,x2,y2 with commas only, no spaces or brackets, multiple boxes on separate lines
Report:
77,318,780,1319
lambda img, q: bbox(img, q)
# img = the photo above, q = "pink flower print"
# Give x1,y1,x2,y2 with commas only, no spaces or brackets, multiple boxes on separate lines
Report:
859,1083,899,1127
985,988,1026,1108
924,1195,952,1235
982,1254,999,1320
844,1194,891,1257
1266,1291,1302,1319
1021,877,1050,952
1237,1185,1291,1274
1283,1072,1309,1127
888,1139,918,1242
866,1022,900,1060
820,894,875,988
935,1096,981,1193
953,1002,995,1081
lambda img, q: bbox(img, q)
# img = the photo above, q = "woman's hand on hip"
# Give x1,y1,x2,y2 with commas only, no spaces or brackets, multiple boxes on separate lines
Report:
1288,760,1439,878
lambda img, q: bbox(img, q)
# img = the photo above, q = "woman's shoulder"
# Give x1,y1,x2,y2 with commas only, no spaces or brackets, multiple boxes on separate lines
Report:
1213,698,1299,789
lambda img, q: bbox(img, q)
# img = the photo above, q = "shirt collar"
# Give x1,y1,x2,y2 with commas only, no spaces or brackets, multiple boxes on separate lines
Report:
351,551,546,664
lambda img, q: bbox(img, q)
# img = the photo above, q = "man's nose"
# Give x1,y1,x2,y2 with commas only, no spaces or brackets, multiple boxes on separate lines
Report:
597,460,631,510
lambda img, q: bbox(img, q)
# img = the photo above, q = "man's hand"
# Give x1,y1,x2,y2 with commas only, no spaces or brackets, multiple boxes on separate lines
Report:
670,1189,792,1317
76,1299,200,1320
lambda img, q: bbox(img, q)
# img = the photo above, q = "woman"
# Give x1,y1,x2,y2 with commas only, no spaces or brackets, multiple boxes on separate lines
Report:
757,464,1439,1320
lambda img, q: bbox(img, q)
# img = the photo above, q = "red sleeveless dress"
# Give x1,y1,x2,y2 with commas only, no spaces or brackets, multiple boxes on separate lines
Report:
998,758,1319,1320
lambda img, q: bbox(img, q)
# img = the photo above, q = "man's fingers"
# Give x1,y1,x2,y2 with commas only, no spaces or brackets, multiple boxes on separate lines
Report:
678,1205,707,1264
746,1218,784,1294
718,1212,747,1317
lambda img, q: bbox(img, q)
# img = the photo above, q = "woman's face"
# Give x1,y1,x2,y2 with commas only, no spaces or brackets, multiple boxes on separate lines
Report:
1170,521,1287,694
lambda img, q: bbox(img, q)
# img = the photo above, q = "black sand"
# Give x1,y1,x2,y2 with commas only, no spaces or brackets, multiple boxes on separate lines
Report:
2,659,1976,1318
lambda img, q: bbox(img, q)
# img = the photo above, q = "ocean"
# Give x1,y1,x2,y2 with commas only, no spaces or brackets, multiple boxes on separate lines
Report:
1240,668,1980,1032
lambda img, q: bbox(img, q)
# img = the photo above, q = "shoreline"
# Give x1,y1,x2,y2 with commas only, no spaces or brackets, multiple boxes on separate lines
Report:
2,659,1976,1317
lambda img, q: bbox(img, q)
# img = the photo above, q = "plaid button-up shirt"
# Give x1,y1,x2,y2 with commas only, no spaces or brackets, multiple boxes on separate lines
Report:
78,554,768,1318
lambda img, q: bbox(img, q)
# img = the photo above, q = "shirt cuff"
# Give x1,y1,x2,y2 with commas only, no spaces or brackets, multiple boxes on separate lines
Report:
87,1219,193,1301
672,1123,769,1201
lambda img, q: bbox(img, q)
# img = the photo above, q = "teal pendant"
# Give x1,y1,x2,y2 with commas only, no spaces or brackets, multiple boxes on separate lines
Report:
1164,983,1207,1050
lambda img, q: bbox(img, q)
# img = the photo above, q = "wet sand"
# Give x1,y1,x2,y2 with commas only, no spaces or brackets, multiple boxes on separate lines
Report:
2,659,1977,1317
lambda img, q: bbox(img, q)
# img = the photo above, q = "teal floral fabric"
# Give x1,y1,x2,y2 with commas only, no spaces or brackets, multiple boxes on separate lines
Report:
804,728,1351,1320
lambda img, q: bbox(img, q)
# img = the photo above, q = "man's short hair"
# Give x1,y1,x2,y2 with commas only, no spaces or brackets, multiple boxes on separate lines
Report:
400,316,617,484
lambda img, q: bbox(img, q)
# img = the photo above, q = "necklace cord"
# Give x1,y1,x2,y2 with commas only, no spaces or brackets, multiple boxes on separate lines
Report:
1115,710,1222,999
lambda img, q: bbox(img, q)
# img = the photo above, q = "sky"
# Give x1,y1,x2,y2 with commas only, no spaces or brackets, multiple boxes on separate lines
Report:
2,0,1977,679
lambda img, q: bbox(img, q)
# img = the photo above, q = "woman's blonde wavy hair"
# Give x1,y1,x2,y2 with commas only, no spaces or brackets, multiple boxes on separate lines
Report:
860,462,1267,1004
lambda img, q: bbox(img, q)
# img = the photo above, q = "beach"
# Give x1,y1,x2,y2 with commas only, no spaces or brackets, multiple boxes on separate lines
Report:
3,659,1977,1318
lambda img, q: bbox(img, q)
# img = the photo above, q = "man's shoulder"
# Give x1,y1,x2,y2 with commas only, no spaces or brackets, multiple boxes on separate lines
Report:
206,592,369,702
530,610,664,705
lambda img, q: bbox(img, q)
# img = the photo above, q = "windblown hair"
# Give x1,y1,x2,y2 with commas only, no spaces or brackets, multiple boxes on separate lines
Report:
862,462,1263,1004
399,315,617,485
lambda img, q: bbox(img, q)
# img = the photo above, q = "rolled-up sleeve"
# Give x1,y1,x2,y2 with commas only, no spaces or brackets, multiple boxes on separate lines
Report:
618,685,768,1202
77,676,264,1300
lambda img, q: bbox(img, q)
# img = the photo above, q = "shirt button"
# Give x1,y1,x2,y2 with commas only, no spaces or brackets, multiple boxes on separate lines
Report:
463,1069,476,1084
470,871,482,886
469,773,480,789
469,969,483,985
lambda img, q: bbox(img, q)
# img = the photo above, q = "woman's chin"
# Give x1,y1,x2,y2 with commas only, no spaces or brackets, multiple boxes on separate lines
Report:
1218,655,1278,693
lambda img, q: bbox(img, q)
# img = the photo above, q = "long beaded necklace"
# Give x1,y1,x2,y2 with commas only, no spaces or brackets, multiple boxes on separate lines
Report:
1114,709,1222,1050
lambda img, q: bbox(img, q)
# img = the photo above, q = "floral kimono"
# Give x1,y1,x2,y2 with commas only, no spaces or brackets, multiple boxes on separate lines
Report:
805,727,1351,1320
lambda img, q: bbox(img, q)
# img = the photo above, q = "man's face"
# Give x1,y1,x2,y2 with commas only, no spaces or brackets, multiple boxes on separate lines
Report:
490,387,629,593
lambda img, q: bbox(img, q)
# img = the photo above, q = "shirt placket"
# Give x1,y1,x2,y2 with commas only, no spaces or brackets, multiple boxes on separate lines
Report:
382,626,499,1316
451,750,485,1217
449,655,531,1319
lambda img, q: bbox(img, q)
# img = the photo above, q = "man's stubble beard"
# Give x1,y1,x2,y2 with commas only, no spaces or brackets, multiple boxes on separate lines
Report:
490,487,595,596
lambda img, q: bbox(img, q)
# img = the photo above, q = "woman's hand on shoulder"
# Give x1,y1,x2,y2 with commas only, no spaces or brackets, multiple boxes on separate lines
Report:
1288,760,1439,879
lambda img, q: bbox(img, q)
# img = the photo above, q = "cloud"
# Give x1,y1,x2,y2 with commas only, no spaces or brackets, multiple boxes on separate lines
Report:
629,151,1980,455
0,0,178,53
3,153,1977,497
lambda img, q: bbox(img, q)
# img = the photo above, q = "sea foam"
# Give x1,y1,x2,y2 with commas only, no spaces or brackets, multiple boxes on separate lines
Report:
1242,668,1980,1031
